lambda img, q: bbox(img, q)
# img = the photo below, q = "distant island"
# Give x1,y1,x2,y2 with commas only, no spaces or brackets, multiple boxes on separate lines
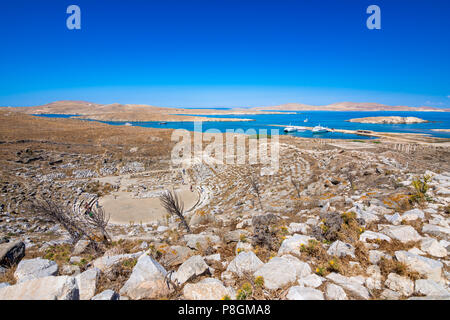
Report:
1,100,448,123
252,102,448,112
431,129,450,132
346,116,429,124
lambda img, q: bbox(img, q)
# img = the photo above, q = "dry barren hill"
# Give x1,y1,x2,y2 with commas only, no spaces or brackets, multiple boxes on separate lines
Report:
252,102,447,112
0,101,290,122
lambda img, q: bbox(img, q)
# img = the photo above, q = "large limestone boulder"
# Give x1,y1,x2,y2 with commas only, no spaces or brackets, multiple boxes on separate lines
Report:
91,289,120,300
414,279,450,297
420,238,447,258
297,274,324,288
327,240,355,258
72,240,90,255
75,267,100,300
14,258,58,283
92,251,143,273
395,251,443,282
0,276,78,300
183,234,220,250
326,273,370,300
359,231,391,243
119,254,171,299
277,234,313,256
401,209,424,221
286,286,324,300
365,265,382,291
279,255,311,278
160,245,194,267
422,224,450,238
326,283,348,300
183,278,234,300
288,223,310,234
172,255,209,285
385,273,414,296
380,225,422,243
0,241,25,267
226,251,263,277
253,257,297,290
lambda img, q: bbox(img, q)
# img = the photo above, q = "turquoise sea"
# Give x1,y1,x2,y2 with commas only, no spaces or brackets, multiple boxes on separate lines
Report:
35,111,450,140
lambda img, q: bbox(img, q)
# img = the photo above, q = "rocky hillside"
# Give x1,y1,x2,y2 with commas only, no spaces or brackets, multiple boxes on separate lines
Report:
0,112,449,300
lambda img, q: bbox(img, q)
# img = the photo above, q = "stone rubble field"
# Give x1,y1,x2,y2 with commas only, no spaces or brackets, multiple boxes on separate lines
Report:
1,124,450,300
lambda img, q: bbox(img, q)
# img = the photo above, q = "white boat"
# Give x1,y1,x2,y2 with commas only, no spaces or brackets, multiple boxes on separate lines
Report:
312,125,329,133
284,125,297,132
304,118,308,123
124,122,132,126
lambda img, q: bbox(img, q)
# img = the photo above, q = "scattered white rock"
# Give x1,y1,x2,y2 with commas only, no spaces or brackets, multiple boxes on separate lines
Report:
92,251,143,273
235,241,252,255
395,251,443,282
254,257,297,290
72,240,90,255
183,234,221,250
422,224,450,238
408,247,426,255
384,213,402,225
14,258,58,283
226,251,263,277
327,240,355,258
286,286,324,300
75,267,100,300
119,254,171,300
91,289,120,300
380,225,422,243
277,234,313,256
420,238,447,258
359,231,391,243
183,278,234,300
288,223,310,234
326,273,370,300
325,283,348,300
401,209,424,221
365,265,382,291
368,250,391,264
385,273,414,296
279,254,311,278
173,255,209,285
0,276,78,300
297,274,324,288
414,279,450,297
381,289,402,300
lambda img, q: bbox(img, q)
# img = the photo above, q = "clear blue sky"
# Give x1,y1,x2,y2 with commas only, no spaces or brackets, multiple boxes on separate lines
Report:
0,0,449,108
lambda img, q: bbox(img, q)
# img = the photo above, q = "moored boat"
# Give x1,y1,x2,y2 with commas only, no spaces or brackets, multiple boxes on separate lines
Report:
312,125,329,133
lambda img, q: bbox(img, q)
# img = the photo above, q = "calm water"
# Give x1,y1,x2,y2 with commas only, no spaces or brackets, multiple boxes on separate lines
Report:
34,111,450,140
